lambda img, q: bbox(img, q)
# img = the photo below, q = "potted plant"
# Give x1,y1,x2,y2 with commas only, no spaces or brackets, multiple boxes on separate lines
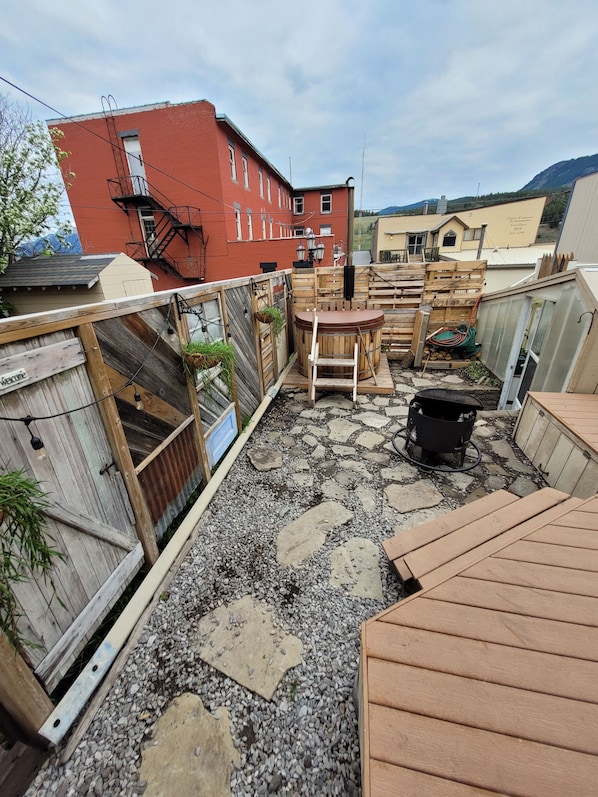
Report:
0,468,63,651
255,305,285,338
183,339,236,398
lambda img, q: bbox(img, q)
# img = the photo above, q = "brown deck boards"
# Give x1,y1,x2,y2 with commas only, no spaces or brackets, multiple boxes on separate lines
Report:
527,391,598,455
362,489,598,796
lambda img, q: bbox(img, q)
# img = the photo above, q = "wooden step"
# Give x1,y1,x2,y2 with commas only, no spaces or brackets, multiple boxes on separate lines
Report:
314,377,356,388
314,357,356,367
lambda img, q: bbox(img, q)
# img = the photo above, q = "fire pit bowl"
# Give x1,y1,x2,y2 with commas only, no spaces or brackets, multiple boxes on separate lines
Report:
392,388,483,472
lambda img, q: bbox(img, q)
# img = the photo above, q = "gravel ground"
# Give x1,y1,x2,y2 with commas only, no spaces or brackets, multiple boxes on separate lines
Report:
25,364,545,797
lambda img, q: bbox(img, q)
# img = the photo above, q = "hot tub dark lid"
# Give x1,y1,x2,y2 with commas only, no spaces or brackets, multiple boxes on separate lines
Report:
414,388,484,410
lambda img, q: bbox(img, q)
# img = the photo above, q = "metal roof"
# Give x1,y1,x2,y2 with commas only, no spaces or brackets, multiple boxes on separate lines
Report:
0,254,121,289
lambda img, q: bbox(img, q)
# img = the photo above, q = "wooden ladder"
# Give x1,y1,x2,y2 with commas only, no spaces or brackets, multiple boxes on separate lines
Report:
308,313,358,407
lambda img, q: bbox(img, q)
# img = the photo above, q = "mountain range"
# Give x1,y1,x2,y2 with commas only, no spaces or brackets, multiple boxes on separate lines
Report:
378,153,598,215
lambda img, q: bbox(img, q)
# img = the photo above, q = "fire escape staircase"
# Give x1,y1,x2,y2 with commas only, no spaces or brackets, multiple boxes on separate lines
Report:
308,315,358,407
107,175,206,281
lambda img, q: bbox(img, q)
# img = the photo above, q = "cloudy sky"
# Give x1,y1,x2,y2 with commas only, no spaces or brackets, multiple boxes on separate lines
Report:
1,0,597,210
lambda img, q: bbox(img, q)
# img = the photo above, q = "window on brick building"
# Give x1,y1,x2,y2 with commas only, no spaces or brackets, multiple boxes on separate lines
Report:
267,176,271,203
247,210,253,240
228,143,237,181
242,154,249,189
294,195,304,214
321,193,332,213
258,168,264,198
234,205,242,239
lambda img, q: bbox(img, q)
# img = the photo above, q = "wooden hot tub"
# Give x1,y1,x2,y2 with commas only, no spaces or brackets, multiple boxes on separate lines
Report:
295,310,385,380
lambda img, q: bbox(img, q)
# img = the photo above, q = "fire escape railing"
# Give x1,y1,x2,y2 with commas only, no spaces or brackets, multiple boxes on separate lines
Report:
107,176,205,281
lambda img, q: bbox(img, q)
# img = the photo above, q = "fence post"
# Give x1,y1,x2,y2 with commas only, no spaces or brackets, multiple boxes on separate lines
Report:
0,630,53,741
78,323,159,565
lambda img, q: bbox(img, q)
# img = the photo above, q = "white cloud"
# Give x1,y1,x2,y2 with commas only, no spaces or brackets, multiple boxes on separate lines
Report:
2,0,598,208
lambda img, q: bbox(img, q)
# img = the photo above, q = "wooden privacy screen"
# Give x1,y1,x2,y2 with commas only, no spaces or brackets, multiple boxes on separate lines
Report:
291,261,486,354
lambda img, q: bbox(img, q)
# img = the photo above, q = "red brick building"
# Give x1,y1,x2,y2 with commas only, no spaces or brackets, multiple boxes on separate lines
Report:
49,100,351,290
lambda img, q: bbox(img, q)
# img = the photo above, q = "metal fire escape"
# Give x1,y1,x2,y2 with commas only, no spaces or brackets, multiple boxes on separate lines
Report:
103,99,206,282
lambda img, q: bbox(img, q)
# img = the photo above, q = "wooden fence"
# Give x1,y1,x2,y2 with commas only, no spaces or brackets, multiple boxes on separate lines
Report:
0,258,485,740
291,260,486,353
0,272,288,739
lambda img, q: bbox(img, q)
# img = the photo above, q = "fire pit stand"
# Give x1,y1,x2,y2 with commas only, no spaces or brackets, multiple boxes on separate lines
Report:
392,388,483,473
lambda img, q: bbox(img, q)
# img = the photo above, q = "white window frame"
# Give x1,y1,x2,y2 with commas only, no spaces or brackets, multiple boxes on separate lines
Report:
234,204,242,240
321,193,332,214
320,224,332,236
267,176,271,203
294,195,304,214
247,209,253,240
261,212,266,239
242,154,249,189
258,168,264,199
228,143,237,181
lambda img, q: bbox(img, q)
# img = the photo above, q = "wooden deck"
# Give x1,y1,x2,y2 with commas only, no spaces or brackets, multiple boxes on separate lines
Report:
361,487,598,796
283,351,395,395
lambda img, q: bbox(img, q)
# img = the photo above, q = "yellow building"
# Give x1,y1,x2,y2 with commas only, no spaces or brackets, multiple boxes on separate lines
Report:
371,196,547,262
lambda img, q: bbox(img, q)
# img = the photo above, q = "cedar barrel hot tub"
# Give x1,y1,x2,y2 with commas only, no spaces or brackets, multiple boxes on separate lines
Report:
295,310,385,380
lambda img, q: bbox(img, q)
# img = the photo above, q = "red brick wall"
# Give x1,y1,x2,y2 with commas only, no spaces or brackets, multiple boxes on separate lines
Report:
50,101,348,290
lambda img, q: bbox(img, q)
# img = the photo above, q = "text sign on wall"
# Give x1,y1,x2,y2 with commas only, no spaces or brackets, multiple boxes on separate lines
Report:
0,368,28,390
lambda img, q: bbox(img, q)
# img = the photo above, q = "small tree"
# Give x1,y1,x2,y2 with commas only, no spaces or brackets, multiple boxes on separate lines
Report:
0,95,74,274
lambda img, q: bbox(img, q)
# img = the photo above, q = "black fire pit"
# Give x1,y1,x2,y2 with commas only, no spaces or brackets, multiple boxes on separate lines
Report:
392,388,483,472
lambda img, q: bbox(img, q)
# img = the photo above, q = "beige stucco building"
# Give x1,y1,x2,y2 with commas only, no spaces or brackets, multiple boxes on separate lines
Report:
371,196,547,262
0,252,154,316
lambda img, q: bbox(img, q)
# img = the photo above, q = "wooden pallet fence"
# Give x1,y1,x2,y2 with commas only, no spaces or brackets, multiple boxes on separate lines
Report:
423,260,486,328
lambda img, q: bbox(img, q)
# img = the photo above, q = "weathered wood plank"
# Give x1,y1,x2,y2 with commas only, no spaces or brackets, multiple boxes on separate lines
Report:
35,543,144,691
44,504,136,551
0,338,85,396
495,539,598,571
0,630,53,738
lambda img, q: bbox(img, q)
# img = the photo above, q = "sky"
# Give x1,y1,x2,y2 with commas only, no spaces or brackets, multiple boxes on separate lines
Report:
1,0,598,211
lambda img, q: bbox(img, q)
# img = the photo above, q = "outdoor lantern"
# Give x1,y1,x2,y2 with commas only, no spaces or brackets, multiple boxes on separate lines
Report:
315,241,325,263
296,241,306,261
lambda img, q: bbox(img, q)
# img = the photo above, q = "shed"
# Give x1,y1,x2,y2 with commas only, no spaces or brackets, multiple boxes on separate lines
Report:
0,253,154,315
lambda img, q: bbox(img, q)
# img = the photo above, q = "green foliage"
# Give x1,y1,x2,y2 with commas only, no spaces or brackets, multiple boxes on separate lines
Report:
0,468,63,650
542,192,568,228
183,339,236,399
0,95,74,273
257,306,285,337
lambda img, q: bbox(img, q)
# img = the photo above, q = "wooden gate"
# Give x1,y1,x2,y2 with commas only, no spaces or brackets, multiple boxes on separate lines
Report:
0,330,143,693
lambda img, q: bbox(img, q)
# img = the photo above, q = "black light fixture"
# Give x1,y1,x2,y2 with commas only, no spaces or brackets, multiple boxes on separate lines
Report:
296,228,325,266
24,416,46,459
133,386,144,411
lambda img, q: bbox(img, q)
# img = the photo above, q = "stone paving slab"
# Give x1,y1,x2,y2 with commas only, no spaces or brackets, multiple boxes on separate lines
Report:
139,693,239,797
196,595,303,701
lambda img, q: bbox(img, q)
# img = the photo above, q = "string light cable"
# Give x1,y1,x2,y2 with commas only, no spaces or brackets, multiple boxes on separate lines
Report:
0,295,180,447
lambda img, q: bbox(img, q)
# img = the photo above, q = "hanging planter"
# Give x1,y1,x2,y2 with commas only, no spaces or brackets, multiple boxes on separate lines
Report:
254,306,285,338
183,340,236,398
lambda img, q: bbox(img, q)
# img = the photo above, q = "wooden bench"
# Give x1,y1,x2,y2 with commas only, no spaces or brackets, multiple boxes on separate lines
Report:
383,487,576,591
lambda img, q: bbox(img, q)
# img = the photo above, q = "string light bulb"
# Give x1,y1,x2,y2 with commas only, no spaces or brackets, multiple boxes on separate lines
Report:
133,386,144,411
24,417,46,460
